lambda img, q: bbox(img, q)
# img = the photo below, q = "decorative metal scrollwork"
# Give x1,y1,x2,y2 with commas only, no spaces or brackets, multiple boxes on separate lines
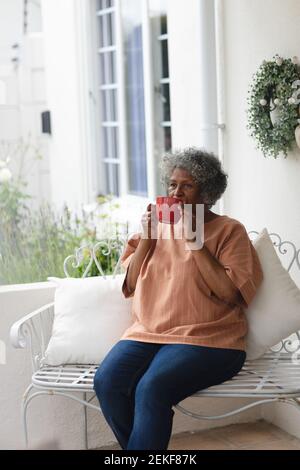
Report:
270,332,300,354
248,230,299,272
268,233,298,272
63,245,94,278
63,237,127,279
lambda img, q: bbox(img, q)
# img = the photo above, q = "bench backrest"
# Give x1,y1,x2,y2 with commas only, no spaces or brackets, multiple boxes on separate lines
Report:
63,230,300,353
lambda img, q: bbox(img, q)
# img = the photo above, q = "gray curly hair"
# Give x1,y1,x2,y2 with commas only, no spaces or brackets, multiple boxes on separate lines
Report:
159,147,228,209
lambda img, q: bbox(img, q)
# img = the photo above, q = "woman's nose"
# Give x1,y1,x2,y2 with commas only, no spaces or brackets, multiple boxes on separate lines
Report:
173,186,183,196
174,187,183,197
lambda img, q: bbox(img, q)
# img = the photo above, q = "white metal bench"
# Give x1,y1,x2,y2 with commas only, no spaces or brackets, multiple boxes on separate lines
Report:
10,231,300,449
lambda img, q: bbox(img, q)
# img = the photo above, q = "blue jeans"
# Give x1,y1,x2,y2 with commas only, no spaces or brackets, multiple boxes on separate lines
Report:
93,340,246,450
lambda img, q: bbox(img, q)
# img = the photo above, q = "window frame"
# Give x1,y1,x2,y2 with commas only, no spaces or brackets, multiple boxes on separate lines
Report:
94,0,172,200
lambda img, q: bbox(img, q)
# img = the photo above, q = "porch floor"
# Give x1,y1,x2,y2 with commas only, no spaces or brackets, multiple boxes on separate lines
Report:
97,420,300,450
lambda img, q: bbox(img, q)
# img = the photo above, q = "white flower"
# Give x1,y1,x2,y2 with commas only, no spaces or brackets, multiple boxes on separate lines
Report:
0,160,6,168
0,168,12,183
273,98,280,105
288,97,296,105
275,57,283,66
292,56,299,64
259,99,267,106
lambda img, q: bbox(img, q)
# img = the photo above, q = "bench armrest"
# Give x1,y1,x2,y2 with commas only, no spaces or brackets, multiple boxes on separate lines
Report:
10,302,55,371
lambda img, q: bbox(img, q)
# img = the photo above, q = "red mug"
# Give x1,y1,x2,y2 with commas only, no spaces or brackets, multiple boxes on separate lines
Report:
156,196,182,224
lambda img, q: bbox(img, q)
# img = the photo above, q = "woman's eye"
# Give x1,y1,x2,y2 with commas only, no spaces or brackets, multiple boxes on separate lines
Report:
168,183,193,190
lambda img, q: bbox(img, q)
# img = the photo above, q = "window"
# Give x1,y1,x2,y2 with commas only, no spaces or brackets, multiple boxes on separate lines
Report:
96,0,120,196
95,0,171,198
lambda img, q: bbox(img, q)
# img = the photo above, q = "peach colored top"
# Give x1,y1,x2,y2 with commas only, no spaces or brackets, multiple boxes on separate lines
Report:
120,215,263,351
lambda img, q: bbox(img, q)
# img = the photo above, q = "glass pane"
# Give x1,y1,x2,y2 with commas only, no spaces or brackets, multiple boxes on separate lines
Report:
102,127,119,160
103,128,108,156
107,13,115,46
98,16,105,48
164,126,172,151
99,51,116,84
161,83,170,122
101,90,117,122
111,163,120,196
98,12,115,48
122,0,148,196
160,13,167,35
104,162,120,196
109,51,116,83
110,127,119,159
99,53,105,83
104,162,111,194
161,37,169,79
98,0,114,11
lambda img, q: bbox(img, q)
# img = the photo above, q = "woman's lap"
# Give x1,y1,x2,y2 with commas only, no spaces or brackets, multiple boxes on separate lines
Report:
94,339,246,403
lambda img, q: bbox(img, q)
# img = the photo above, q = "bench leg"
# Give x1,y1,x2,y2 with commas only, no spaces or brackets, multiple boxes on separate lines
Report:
83,392,88,450
22,384,34,448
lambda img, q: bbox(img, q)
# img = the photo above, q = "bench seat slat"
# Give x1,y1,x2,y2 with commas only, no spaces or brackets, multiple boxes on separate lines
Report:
31,352,300,397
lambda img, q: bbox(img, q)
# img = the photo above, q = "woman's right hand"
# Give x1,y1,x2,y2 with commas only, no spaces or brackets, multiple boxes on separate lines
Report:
141,203,159,239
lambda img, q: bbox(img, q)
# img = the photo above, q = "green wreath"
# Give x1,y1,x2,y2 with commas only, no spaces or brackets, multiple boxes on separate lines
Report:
247,55,300,158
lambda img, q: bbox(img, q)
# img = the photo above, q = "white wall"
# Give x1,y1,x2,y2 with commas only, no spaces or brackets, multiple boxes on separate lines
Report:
41,0,96,214
0,0,23,53
0,0,50,211
223,0,300,239
222,0,300,437
18,34,51,211
0,0,23,140
167,0,218,154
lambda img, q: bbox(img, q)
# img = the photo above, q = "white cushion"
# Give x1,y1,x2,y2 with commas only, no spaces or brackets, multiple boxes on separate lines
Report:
43,275,133,366
245,228,300,360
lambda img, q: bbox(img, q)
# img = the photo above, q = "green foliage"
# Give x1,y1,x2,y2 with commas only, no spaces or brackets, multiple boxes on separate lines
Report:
0,187,126,285
247,56,300,158
0,180,31,229
74,239,125,278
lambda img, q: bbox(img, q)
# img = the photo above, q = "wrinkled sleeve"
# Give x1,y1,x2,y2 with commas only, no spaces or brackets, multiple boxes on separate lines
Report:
120,233,141,298
218,223,263,308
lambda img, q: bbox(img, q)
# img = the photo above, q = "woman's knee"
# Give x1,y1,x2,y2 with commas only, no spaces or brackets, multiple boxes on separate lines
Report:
135,375,170,406
93,366,116,398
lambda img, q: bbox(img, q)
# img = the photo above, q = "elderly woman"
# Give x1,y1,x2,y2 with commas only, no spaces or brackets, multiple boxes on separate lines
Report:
93,147,263,450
